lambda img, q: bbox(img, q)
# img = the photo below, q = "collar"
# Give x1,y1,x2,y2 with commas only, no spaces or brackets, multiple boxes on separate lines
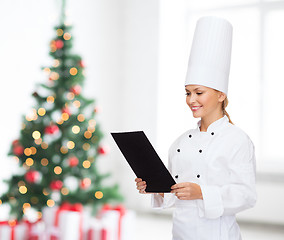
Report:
196,115,229,133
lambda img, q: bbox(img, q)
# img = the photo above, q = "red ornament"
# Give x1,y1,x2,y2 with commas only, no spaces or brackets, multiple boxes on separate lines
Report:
70,85,81,95
68,156,79,167
80,178,91,189
12,140,19,146
79,60,85,68
98,146,108,155
62,107,71,115
50,180,63,190
45,125,59,135
13,145,24,156
25,170,40,184
55,40,64,49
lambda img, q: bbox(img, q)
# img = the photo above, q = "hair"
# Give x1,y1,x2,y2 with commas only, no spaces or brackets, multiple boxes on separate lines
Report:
222,97,234,125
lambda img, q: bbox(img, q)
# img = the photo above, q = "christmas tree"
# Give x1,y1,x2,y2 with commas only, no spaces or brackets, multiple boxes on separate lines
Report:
0,0,122,220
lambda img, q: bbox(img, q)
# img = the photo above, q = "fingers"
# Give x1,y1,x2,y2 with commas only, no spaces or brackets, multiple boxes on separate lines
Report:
171,186,186,193
135,178,142,183
137,182,146,190
135,178,147,194
171,182,190,190
139,189,147,194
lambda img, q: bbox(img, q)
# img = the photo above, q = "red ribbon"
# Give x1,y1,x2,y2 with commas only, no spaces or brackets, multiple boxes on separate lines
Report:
24,219,42,240
100,204,126,240
0,220,18,240
53,202,83,240
87,227,108,240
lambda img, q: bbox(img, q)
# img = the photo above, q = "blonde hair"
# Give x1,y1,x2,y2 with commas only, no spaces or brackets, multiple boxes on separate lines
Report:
222,97,234,125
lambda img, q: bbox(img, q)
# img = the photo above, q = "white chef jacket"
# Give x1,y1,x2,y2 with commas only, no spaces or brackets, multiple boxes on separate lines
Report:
151,115,257,240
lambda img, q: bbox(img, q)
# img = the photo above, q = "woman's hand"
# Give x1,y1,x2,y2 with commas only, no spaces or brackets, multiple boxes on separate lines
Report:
135,178,164,197
171,182,203,200
135,178,147,194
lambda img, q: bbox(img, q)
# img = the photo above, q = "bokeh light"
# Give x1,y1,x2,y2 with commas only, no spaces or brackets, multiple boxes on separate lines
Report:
77,114,85,122
82,143,90,151
60,146,68,154
24,148,32,156
56,29,64,36
19,186,27,194
67,141,75,149
47,199,55,207
95,191,103,199
84,131,92,139
32,131,41,140
70,67,78,76
41,142,48,149
25,158,34,167
63,32,71,40
82,160,91,169
41,158,49,166
72,125,80,134
54,166,62,175
47,96,55,103
38,108,46,116
61,187,69,195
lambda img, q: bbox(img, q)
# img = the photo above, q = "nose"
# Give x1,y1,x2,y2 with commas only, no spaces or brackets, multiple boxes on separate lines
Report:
188,94,197,104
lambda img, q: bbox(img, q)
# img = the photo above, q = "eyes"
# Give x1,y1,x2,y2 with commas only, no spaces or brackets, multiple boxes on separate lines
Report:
185,92,203,96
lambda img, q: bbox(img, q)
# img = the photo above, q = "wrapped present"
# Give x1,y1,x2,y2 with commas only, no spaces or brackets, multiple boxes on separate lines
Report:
24,220,45,240
119,210,135,240
0,221,27,240
87,205,135,240
43,202,85,240
86,218,108,240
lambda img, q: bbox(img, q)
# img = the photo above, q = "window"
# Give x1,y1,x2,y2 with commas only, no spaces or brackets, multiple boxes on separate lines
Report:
157,0,284,172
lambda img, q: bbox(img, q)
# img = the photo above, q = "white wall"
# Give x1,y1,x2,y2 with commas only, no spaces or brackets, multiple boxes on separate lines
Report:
0,0,57,185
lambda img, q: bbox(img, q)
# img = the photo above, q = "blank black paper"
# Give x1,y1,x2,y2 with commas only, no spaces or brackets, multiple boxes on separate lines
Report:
111,131,176,193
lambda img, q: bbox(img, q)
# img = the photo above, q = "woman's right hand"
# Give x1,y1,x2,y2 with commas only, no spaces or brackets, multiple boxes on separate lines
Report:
135,178,147,194
135,178,164,197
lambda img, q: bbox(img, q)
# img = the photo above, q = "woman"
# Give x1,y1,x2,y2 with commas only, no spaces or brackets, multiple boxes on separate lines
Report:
135,16,256,240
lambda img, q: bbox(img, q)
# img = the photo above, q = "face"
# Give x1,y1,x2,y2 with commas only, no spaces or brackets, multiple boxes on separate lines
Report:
185,85,226,119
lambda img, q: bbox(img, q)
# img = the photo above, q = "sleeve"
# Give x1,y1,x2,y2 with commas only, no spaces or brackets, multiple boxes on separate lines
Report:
151,144,176,209
197,135,257,219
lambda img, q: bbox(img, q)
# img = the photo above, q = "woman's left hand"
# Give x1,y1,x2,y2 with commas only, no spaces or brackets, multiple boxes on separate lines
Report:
171,182,203,200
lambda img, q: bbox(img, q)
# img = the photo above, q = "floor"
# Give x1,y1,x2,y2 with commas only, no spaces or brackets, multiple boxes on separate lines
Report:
135,212,284,240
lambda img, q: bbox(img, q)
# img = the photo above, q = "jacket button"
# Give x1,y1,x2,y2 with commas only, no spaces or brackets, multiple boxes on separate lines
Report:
197,174,200,178
199,149,202,153
189,134,192,138
211,132,214,135
175,175,178,179
177,149,180,152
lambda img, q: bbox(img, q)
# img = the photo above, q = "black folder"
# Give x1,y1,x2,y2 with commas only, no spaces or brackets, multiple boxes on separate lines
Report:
111,131,176,193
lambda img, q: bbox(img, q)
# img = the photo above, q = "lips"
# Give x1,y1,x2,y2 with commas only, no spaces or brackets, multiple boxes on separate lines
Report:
191,106,202,111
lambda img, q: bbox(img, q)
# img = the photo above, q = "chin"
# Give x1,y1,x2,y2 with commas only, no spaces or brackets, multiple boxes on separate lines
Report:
192,113,201,118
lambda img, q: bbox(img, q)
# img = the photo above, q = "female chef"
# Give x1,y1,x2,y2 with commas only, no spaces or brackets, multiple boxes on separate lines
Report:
135,16,257,240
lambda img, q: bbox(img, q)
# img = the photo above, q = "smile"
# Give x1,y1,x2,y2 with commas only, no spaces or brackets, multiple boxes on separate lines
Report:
191,106,202,111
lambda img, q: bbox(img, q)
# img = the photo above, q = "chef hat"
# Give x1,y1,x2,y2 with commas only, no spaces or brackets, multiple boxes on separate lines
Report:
185,16,233,96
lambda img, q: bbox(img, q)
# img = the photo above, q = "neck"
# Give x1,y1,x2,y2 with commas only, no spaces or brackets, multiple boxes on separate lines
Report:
200,112,224,132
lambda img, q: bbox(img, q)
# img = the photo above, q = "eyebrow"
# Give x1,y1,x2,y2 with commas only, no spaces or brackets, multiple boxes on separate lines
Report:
185,87,202,92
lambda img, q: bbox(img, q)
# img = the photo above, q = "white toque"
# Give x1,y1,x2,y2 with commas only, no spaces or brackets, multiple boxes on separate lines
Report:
185,16,233,96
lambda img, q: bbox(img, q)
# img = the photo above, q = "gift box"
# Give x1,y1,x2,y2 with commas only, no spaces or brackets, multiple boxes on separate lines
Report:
43,202,89,240
24,220,46,240
0,221,27,240
87,205,135,240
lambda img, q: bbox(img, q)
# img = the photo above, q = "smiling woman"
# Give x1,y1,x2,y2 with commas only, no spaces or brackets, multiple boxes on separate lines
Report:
185,85,233,127
136,16,257,240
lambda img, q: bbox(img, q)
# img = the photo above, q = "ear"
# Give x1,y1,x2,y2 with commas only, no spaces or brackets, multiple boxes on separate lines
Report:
218,92,226,102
